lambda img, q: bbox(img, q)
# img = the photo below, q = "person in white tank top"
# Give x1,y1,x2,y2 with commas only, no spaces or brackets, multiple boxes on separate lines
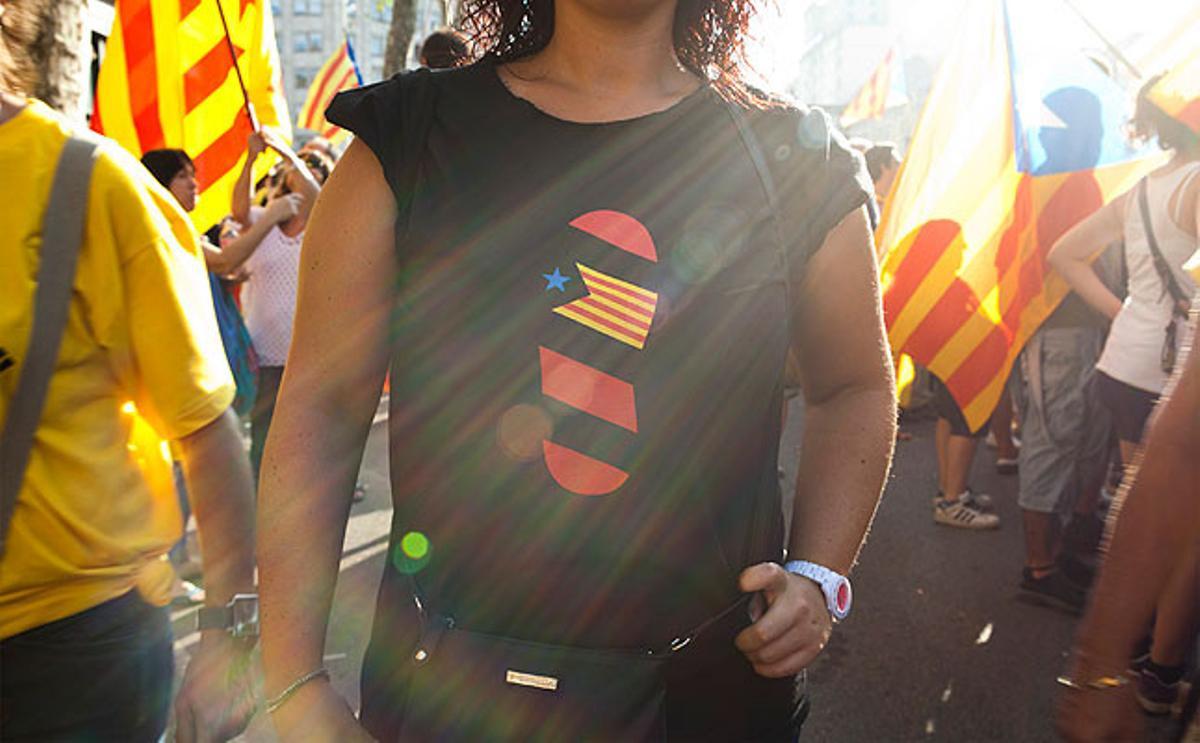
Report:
1048,75,1200,723
1049,79,1200,453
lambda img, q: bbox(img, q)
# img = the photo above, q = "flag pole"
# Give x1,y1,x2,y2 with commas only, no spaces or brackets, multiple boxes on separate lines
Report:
214,0,260,131
1059,0,1142,79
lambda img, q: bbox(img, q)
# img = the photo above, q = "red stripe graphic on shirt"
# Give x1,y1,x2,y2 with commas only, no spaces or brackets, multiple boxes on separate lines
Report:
539,347,638,432
553,264,658,349
570,210,658,263
542,440,629,496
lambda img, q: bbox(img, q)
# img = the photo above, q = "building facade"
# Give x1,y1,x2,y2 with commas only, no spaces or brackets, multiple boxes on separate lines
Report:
272,0,445,126
787,0,935,148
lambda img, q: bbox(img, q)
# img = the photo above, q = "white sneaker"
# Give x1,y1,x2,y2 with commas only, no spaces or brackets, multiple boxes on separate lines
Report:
934,493,1000,530
932,488,994,512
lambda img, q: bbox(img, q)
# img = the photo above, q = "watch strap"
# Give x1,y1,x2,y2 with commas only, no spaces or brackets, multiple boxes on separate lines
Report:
783,559,852,620
197,605,233,631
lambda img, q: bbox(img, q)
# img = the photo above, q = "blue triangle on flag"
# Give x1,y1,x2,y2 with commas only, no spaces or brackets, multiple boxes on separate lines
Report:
1003,0,1153,175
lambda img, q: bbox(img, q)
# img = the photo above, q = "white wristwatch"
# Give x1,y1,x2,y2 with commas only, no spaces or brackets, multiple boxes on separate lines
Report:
783,560,852,621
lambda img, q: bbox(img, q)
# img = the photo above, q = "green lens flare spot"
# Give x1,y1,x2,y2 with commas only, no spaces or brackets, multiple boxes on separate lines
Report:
401,531,430,559
393,531,432,575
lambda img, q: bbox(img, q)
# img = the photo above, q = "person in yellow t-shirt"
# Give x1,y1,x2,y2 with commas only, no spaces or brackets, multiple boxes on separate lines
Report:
0,4,256,740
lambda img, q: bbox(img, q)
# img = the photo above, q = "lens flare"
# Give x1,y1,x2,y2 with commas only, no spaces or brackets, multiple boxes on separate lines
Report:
497,404,553,462
393,531,432,574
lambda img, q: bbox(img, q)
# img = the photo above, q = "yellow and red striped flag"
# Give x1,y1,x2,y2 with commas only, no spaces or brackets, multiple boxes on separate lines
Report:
553,263,658,351
296,38,363,144
1149,49,1200,137
93,0,291,231
878,0,1158,431
839,47,908,128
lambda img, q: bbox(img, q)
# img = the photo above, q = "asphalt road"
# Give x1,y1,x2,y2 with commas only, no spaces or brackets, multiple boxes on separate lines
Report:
169,398,1177,742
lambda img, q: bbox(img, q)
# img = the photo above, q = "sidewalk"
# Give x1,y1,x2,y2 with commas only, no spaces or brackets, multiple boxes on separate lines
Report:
168,395,393,742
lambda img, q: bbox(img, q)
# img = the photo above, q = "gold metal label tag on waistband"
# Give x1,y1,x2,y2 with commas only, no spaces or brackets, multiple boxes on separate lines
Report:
505,669,559,691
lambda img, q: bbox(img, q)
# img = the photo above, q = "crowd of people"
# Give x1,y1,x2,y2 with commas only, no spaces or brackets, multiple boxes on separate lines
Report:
857,70,1200,737
0,0,1197,741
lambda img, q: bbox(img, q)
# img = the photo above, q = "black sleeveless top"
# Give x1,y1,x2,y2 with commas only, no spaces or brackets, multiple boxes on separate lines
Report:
327,62,870,650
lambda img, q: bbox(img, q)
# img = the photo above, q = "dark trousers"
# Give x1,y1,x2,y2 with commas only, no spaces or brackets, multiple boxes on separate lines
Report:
0,591,174,742
250,364,285,481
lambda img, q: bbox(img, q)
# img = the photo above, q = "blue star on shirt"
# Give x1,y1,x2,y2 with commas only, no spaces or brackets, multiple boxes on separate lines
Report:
543,267,572,292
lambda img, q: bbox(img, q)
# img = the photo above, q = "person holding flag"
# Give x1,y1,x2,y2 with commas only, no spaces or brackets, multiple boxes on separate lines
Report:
224,128,330,479
93,0,292,234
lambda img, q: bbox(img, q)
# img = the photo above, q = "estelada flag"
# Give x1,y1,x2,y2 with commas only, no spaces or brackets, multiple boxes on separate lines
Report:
553,263,658,351
296,38,363,145
878,0,1158,431
93,0,291,231
839,47,908,128
1149,49,1200,137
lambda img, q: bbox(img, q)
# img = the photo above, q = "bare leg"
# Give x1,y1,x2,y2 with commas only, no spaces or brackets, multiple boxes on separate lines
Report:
1150,545,1200,667
935,417,950,494
940,432,979,502
1022,509,1060,577
991,388,1018,460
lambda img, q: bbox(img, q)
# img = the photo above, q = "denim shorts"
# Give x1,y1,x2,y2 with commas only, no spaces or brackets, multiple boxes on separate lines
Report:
1012,327,1111,514
0,590,174,742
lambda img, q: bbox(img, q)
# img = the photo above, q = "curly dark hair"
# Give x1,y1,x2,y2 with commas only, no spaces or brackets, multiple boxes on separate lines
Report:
457,0,768,106
1132,74,1200,156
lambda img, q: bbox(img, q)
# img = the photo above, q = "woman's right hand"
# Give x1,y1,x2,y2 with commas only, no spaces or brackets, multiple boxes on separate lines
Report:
247,131,267,161
264,193,303,224
260,127,292,158
269,680,376,743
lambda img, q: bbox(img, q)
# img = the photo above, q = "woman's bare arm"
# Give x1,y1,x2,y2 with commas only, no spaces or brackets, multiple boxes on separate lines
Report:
1056,311,1200,742
736,207,895,678
1047,194,1128,320
257,139,394,741
787,207,896,573
263,128,321,208
231,132,265,226
204,195,301,276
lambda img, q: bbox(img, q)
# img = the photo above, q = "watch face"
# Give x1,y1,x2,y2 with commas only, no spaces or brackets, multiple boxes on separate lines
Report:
230,595,260,638
831,578,852,620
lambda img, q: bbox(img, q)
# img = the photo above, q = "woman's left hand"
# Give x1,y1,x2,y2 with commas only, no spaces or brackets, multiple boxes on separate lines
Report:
735,563,832,678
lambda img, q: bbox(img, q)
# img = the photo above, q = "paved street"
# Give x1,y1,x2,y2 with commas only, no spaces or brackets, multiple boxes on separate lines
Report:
169,399,1176,741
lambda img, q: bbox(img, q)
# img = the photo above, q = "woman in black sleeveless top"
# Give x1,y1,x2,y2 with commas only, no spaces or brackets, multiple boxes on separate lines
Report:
257,2,896,740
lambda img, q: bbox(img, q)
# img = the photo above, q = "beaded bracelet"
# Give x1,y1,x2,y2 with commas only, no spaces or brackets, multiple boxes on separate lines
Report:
265,667,330,714
1055,674,1129,691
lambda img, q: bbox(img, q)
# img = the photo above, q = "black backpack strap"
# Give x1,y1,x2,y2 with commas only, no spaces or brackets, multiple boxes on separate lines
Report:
0,134,100,556
720,102,835,570
1137,178,1190,318
722,102,793,324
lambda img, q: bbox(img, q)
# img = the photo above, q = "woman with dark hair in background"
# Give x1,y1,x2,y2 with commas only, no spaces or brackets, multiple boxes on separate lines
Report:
142,148,199,213
419,27,470,69
1049,74,1200,717
257,1,896,740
